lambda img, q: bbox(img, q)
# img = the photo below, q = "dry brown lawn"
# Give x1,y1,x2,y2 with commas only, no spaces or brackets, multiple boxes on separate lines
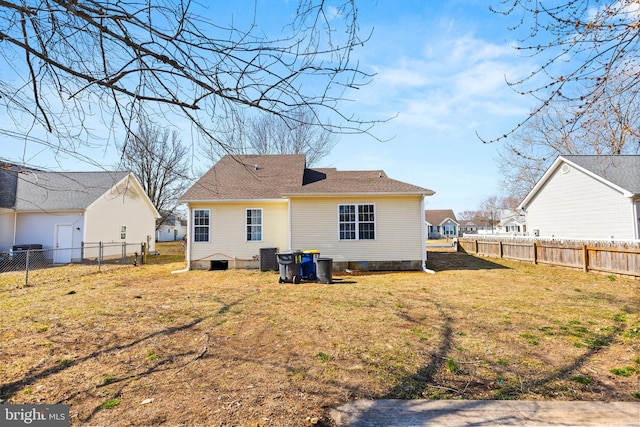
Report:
1,242,639,426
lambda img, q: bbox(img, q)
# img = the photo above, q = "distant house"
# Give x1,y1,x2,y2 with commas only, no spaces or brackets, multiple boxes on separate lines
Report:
425,209,459,239
458,219,478,235
519,155,640,240
156,214,187,242
0,166,160,262
496,209,526,235
179,154,435,271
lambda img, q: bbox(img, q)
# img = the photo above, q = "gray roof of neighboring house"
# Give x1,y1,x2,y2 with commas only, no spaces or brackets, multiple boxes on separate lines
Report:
563,155,640,194
0,164,19,209
15,171,130,211
180,154,434,201
424,209,458,225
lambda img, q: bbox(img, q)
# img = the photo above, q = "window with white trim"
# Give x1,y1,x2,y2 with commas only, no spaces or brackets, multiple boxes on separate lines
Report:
339,204,375,240
246,208,262,241
120,225,127,240
193,209,210,242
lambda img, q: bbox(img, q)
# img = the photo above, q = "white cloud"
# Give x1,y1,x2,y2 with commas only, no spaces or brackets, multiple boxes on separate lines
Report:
356,32,532,132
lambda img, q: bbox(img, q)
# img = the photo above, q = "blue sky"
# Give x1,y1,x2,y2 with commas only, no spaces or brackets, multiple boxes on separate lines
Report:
317,0,539,214
2,1,541,215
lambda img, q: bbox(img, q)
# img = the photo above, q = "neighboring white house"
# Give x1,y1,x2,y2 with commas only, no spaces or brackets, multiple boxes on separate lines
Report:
519,155,640,240
0,166,160,262
156,214,187,242
496,209,526,235
458,219,478,235
179,154,435,271
425,210,459,239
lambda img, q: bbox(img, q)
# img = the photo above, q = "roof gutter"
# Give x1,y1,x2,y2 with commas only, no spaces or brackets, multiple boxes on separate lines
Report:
179,198,287,204
632,197,640,240
282,191,435,198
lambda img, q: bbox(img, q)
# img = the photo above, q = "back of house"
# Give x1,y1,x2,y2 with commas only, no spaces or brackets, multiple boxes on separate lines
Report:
179,154,434,271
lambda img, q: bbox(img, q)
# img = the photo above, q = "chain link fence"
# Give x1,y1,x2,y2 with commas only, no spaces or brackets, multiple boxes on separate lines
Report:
0,242,146,287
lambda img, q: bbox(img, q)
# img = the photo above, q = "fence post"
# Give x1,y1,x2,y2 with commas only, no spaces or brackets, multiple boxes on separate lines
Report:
80,241,84,264
475,240,479,254
122,242,126,263
25,249,30,287
532,242,537,264
499,241,503,258
583,245,589,272
98,242,103,272
140,243,145,265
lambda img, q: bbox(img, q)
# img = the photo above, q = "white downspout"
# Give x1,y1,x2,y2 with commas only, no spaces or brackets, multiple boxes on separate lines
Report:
171,203,191,274
421,196,435,274
632,198,640,240
287,198,292,250
12,210,17,247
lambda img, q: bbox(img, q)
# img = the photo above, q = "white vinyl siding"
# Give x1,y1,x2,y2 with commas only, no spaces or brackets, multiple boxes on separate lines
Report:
0,210,13,251
84,175,158,252
525,162,637,240
290,196,424,262
14,212,82,253
188,201,288,262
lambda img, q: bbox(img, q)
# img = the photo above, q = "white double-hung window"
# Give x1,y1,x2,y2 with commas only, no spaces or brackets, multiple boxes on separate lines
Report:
338,204,375,240
246,208,262,241
193,209,210,242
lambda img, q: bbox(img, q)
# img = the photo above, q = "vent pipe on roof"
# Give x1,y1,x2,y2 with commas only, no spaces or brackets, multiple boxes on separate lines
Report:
378,172,382,178
255,164,259,171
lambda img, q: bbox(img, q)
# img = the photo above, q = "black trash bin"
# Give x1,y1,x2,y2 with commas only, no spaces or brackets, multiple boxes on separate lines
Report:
276,250,303,284
316,257,333,284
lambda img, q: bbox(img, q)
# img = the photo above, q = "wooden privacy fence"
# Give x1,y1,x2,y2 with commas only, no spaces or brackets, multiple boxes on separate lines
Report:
459,237,640,277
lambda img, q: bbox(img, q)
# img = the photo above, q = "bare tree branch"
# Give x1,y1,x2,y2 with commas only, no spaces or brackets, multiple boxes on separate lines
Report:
497,77,640,202
485,0,640,143
203,107,339,166
118,118,190,227
0,0,379,165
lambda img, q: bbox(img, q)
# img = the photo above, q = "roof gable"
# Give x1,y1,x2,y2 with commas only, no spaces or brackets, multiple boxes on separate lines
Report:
520,155,640,208
562,155,640,194
15,171,130,211
424,209,458,226
180,154,306,201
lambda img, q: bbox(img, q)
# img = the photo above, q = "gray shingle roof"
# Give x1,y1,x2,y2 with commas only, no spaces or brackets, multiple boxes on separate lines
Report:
563,155,640,194
180,154,307,201
424,209,458,225
0,165,19,209
180,154,434,201
286,168,433,195
15,171,130,211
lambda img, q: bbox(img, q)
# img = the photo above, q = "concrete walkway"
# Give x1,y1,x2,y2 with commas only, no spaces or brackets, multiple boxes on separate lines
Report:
330,399,640,426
